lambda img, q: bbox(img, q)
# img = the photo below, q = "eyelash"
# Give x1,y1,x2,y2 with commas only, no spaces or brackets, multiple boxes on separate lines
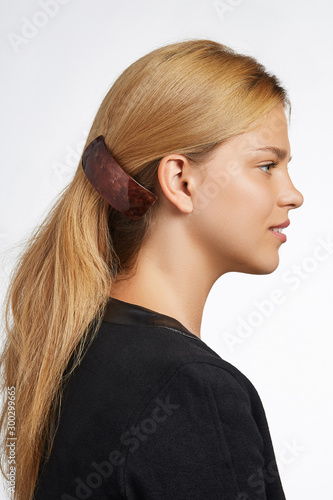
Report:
259,162,278,174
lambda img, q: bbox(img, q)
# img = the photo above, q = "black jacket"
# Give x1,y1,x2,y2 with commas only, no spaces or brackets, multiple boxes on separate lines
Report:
34,297,286,500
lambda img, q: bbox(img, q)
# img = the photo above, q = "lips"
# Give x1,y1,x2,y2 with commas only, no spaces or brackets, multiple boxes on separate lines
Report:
269,219,290,242
269,219,290,231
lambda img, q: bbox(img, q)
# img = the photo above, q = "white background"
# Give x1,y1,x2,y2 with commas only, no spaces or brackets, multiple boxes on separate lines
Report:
1,0,333,498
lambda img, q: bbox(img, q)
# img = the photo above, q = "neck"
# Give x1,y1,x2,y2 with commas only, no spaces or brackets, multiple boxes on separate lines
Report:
110,218,220,338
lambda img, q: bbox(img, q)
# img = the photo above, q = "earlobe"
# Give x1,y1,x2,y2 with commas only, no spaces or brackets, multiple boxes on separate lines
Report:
157,155,194,215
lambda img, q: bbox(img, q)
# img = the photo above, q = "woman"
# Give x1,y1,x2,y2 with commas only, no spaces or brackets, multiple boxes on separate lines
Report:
0,39,303,499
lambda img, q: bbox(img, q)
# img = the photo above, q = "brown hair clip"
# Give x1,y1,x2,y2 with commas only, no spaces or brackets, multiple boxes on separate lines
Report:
81,136,158,221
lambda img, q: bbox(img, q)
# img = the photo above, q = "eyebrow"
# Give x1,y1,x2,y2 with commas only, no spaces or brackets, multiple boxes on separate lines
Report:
252,146,292,162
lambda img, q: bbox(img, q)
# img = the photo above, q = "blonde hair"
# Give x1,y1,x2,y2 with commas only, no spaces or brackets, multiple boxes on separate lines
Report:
0,39,289,499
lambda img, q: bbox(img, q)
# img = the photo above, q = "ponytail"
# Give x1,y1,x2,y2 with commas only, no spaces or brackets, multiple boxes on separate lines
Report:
0,172,115,499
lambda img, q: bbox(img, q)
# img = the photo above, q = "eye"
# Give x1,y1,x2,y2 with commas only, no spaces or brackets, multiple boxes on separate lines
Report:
259,162,278,174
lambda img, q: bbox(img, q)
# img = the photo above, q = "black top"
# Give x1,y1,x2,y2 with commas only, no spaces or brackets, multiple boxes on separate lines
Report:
34,298,286,500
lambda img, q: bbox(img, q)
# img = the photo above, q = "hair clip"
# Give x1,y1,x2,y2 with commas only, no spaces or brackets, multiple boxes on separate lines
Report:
82,136,158,221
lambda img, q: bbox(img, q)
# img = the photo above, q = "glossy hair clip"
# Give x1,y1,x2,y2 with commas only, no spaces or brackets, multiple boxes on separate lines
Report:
81,136,158,221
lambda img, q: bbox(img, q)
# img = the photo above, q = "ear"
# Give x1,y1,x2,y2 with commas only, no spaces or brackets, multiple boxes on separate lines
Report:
157,155,196,215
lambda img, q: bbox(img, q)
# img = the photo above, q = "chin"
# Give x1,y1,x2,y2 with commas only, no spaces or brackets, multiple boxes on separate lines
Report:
234,255,280,275
253,257,280,275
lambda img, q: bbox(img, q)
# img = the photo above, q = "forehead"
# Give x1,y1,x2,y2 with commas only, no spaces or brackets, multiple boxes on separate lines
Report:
227,105,290,156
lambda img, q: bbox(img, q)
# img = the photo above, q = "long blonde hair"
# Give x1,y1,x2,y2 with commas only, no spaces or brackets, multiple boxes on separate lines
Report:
0,39,289,499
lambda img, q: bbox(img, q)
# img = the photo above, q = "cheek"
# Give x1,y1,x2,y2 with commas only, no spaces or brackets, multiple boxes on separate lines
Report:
191,176,275,257
211,177,272,232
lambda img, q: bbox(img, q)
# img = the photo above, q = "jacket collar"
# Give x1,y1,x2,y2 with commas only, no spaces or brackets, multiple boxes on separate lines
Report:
103,297,200,340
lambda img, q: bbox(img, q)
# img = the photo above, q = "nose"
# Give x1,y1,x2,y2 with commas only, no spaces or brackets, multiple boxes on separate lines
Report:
277,174,304,210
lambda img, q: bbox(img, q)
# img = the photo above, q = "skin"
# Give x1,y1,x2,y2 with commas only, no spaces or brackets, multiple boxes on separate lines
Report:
110,104,304,337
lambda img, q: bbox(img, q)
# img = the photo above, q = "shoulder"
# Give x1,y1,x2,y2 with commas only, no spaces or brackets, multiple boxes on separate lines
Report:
75,320,262,405
128,359,264,442
90,322,266,436
82,320,258,395
61,320,267,447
